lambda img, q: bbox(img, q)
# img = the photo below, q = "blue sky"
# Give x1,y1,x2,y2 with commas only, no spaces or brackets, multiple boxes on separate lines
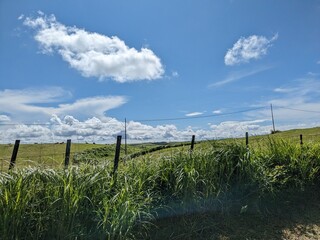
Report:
0,0,320,143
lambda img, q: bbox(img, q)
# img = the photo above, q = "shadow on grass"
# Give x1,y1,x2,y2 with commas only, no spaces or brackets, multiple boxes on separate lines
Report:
145,186,320,239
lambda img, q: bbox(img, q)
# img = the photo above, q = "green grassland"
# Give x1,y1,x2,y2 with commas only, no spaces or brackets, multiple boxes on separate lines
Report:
0,127,320,239
0,142,168,171
1,127,319,170
0,141,179,170
0,143,106,170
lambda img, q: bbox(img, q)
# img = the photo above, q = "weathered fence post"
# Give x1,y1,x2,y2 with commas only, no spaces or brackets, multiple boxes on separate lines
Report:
113,135,122,175
64,139,71,167
9,140,20,170
190,135,195,153
245,132,249,147
300,134,303,146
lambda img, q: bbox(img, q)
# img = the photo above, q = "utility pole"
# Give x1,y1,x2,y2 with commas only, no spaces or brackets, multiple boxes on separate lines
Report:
270,104,276,133
124,118,127,158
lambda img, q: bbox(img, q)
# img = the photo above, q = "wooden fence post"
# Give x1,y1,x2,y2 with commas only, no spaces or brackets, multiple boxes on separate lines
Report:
300,134,303,146
113,135,122,175
64,139,71,167
190,135,195,153
245,132,249,147
9,140,20,170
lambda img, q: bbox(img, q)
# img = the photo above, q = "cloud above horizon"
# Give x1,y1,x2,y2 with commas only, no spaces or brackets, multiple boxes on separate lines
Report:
1,85,318,143
224,34,278,66
22,12,164,82
3,113,316,144
0,87,279,143
0,87,127,122
209,119,270,137
250,76,320,123
0,114,275,143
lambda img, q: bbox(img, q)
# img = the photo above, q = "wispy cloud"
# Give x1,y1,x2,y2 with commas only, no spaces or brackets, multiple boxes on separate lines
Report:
17,14,24,20
185,111,205,117
172,71,179,77
273,87,298,93
251,76,320,123
208,66,272,88
0,87,127,122
22,13,164,82
212,110,222,114
0,115,10,122
224,34,278,66
272,78,320,103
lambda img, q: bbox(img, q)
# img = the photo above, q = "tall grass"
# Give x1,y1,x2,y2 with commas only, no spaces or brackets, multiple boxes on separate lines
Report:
0,165,154,239
0,138,319,239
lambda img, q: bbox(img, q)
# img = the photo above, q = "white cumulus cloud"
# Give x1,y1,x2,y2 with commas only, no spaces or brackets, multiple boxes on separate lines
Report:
209,120,270,138
1,112,317,144
23,13,164,82
224,34,278,66
0,114,273,143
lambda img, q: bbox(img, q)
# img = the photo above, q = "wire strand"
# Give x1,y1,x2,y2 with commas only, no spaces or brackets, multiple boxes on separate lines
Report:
134,106,267,122
276,106,320,114
0,105,319,126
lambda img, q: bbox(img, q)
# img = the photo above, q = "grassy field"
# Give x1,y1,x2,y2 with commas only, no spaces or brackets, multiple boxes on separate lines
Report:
0,141,177,171
0,143,105,170
1,127,319,170
0,127,320,239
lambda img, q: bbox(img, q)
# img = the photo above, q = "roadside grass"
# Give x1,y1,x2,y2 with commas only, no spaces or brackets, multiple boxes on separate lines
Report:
1,134,320,239
0,164,156,239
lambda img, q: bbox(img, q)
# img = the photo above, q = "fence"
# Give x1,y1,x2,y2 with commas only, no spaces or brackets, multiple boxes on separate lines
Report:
1,130,319,172
0,134,197,172
0,140,107,171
